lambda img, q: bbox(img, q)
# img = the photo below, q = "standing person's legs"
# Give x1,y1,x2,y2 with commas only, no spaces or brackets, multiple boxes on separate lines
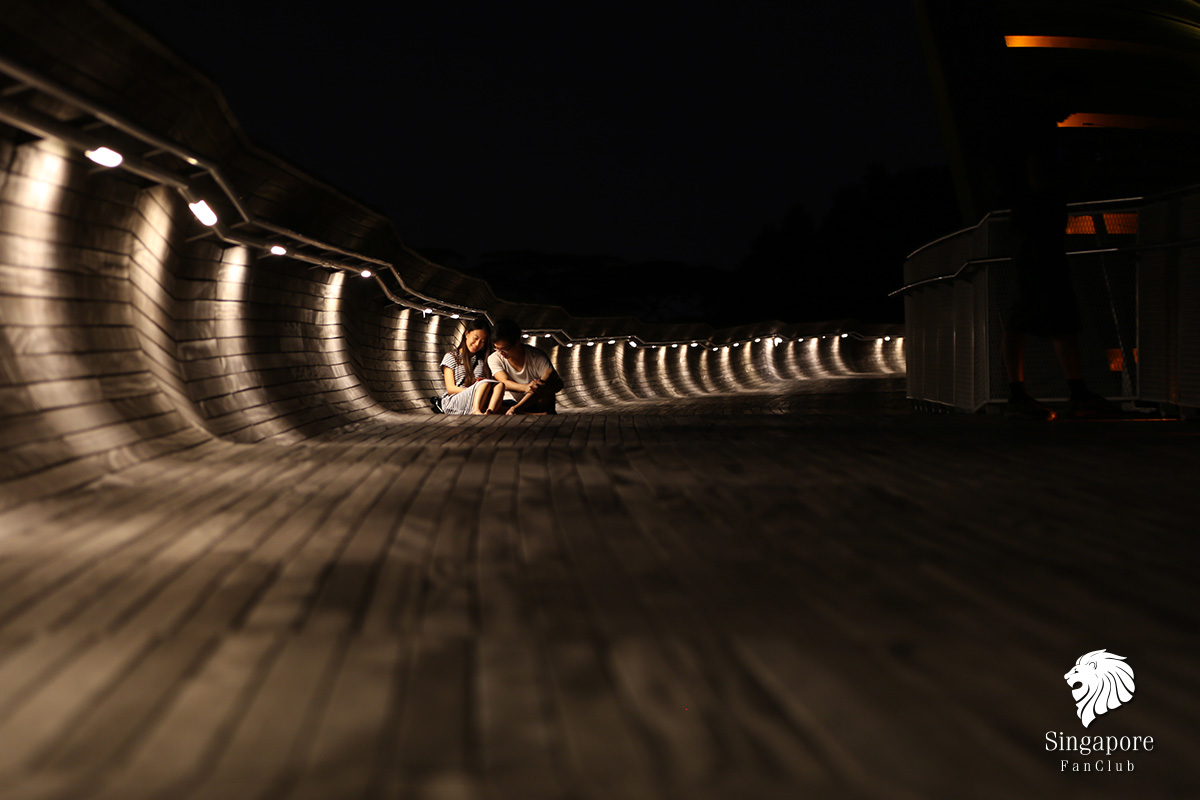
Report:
1004,330,1025,383
1003,321,1054,419
1052,335,1083,381
1004,243,1070,418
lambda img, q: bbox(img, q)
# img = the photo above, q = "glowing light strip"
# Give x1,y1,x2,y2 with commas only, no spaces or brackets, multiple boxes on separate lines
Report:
1003,36,1179,59
1057,113,1199,131
1005,36,1133,51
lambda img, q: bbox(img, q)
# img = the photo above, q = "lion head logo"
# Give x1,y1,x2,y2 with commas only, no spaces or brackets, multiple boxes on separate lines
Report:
1064,649,1135,728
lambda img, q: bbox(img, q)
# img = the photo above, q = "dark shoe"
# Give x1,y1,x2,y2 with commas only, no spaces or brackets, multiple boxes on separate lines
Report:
429,395,444,414
1070,392,1125,419
1005,394,1056,421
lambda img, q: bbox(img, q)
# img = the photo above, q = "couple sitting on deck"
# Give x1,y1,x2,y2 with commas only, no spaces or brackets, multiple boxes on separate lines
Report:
437,318,563,415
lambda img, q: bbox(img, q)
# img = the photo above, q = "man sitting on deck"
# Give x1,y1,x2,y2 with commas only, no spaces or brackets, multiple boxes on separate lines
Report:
487,319,564,415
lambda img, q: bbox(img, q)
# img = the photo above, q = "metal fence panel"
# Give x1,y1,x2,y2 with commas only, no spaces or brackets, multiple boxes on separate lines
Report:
904,204,1140,412
1180,248,1200,408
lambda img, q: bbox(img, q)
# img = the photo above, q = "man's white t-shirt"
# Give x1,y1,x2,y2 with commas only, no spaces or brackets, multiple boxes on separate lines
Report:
487,344,553,399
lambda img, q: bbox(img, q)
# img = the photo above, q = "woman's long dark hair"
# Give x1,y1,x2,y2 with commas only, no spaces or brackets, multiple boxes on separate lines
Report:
454,319,491,386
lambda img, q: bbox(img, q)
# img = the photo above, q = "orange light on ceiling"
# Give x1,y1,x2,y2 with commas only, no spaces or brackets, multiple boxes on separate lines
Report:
1005,36,1103,49
1056,113,1199,131
1003,36,1166,56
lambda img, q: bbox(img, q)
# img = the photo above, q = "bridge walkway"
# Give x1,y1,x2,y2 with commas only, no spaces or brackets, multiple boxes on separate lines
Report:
0,376,1194,800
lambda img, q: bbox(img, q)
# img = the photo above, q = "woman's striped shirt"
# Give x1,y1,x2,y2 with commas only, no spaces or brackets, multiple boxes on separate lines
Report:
440,351,488,390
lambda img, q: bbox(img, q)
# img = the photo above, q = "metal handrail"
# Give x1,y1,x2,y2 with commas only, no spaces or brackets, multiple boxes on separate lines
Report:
894,196,1148,297
889,257,1011,297
890,247,1130,297
903,196,1143,263
893,230,1200,298
0,54,252,223
0,54,487,319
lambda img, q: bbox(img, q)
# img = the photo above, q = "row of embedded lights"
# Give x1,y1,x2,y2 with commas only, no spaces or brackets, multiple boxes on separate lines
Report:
28,84,880,340
92,145,476,319
83,151,900,341
517,332,898,349
12,71,472,321
86,146,231,230
408,309,901,351
6,66,479,322
85,147,382,277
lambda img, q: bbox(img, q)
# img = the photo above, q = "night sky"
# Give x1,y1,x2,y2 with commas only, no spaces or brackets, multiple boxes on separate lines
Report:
105,0,950,322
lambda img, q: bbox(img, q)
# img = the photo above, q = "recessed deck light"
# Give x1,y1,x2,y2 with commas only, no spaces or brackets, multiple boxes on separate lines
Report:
187,200,218,226
85,147,123,167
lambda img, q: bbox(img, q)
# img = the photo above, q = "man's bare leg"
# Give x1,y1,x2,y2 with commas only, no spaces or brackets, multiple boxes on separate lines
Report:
507,390,556,415
486,384,505,414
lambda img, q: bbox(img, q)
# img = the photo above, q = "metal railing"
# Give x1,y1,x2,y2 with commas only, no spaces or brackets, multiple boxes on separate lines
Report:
897,199,1150,412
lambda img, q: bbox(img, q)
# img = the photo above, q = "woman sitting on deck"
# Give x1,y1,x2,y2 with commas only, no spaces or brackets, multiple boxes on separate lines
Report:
438,319,500,415
487,319,563,415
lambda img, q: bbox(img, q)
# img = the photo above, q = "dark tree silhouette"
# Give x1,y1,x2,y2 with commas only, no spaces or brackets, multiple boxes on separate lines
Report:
413,165,957,327
733,163,958,324
732,202,816,324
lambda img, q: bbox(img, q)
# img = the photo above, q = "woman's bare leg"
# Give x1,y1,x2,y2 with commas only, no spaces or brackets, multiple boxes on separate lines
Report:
472,383,492,414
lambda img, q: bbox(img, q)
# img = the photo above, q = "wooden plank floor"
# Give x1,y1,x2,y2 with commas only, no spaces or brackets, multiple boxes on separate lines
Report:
0,376,1196,800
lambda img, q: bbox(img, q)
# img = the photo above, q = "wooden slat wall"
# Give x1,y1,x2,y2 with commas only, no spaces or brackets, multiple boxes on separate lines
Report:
121,183,386,444
0,138,211,506
539,334,905,410
346,301,464,414
172,244,379,443
0,0,905,503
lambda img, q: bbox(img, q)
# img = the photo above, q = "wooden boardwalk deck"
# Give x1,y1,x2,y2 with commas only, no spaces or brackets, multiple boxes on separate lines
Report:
0,377,1196,800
